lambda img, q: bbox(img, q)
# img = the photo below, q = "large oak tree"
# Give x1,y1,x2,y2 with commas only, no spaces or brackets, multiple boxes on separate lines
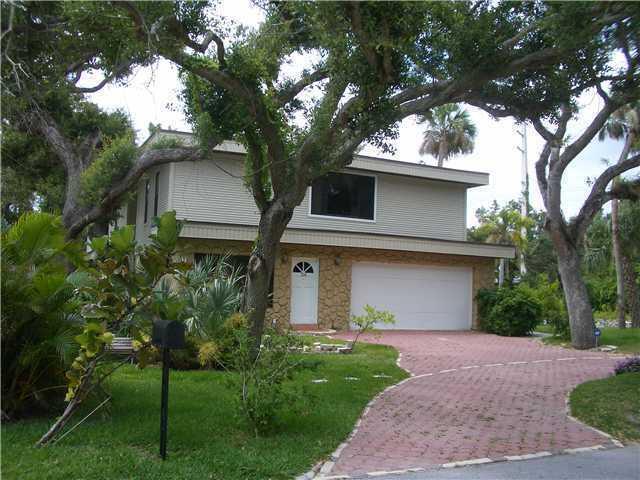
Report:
4,1,639,349
1,1,201,237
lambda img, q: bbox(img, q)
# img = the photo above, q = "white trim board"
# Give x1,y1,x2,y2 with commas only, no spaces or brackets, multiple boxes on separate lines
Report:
180,222,515,259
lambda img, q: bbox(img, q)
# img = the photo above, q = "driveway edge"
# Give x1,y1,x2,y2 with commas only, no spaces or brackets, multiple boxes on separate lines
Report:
297,350,414,480
564,391,625,448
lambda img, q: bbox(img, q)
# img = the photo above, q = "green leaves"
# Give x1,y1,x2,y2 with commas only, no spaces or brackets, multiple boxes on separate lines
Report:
3,212,67,266
80,134,137,207
89,236,108,256
61,210,184,402
110,225,136,256
351,305,396,333
150,211,182,251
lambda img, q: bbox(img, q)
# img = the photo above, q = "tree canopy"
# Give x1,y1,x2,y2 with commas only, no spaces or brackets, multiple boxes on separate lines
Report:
2,1,639,346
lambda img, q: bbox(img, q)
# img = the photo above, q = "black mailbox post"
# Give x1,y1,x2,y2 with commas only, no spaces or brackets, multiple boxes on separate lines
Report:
152,319,186,460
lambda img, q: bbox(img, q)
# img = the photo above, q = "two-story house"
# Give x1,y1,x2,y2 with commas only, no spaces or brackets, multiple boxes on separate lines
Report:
124,129,514,331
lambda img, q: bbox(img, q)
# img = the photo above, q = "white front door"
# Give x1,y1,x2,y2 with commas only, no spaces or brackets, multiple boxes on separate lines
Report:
290,258,319,325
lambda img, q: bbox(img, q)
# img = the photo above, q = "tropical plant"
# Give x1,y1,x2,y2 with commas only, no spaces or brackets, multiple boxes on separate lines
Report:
618,200,640,328
179,254,245,339
583,204,640,326
418,105,477,167
598,102,640,328
37,211,187,445
1,213,84,418
469,200,534,285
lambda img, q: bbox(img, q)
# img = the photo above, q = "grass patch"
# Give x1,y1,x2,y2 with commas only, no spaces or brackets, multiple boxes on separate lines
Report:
570,372,640,443
534,324,554,334
540,327,640,354
2,338,407,480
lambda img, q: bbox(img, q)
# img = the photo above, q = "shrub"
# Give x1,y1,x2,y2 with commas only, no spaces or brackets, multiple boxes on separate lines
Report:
586,276,617,312
227,323,306,436
1,213,84,417
350,305,396,348
182,255,244,341
212,312,248,368
165,314,248,371
614,357,640,375
529,278,569,336
476,288,499,324
478,285,543,336
169,335,202,370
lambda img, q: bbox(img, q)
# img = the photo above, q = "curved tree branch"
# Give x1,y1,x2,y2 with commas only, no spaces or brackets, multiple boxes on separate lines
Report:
69,59,135,94
185,30,226,68
572,152,640,241
66,147,201,238
276,67,329,105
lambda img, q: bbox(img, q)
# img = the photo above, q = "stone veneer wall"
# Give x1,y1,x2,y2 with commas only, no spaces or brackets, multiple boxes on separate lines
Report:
177,238,495,331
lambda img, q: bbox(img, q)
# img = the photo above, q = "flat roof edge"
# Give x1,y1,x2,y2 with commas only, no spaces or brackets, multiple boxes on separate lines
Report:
179,222,516,259
146,130,490,186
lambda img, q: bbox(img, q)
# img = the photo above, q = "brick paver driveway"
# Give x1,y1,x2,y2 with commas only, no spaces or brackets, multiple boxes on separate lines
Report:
328,331,623,477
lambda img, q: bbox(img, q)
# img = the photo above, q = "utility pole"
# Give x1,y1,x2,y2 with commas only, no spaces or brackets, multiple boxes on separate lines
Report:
516,123,530,278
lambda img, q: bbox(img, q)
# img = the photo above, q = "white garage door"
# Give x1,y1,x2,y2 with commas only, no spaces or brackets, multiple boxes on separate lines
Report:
350,262,472,330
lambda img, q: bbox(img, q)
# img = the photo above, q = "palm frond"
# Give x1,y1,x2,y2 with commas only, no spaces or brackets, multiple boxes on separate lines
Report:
418,104,476,163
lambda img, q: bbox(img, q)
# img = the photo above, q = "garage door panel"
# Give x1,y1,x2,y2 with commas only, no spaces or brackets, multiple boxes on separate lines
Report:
350,262,472,330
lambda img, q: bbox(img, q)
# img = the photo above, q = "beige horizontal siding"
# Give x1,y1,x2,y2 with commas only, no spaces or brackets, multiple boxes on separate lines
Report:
172,155,468,241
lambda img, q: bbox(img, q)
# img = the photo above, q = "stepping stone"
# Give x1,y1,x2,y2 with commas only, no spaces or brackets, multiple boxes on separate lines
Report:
311,379,328,383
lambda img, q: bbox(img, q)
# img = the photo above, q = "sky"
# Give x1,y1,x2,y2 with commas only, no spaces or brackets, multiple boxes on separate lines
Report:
84,0,636,227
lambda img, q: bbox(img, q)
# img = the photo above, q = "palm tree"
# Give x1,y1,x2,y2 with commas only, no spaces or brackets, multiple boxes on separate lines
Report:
598,102,640,328
470,201,534,286
418,104,477,167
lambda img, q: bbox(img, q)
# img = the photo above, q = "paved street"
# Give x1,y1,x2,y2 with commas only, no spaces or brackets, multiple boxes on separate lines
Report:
326,331,624,477
354,444,640,480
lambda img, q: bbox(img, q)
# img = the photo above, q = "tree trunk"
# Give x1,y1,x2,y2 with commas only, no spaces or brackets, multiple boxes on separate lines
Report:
37,358,98,446
622,253,640,328
437,141,447,167
550,229,596,349
611,197,626,328
243,201,294,350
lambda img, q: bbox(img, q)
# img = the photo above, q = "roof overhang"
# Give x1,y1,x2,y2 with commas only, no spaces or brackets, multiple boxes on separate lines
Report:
180,222,515,259
144,130,489,187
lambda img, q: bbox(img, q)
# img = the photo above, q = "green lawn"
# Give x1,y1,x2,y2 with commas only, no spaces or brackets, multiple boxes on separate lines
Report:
570,372,640,443
2,339,407,480
538,327,640,354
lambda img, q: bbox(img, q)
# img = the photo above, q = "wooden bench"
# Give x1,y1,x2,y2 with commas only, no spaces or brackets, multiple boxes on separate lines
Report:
108,337,135,355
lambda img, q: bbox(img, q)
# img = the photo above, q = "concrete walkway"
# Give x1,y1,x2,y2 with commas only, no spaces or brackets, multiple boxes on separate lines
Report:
323,331,625,478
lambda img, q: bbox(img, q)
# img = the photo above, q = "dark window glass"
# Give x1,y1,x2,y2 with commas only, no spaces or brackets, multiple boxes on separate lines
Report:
194,253,274,307
293,261,314,274
310,172,375,220
143,179,150,223
153,172,160,217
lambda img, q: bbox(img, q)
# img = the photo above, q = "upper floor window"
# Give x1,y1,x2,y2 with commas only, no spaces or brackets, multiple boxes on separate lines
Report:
310,172,375,221
143,179,150,224
153,172,160,217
